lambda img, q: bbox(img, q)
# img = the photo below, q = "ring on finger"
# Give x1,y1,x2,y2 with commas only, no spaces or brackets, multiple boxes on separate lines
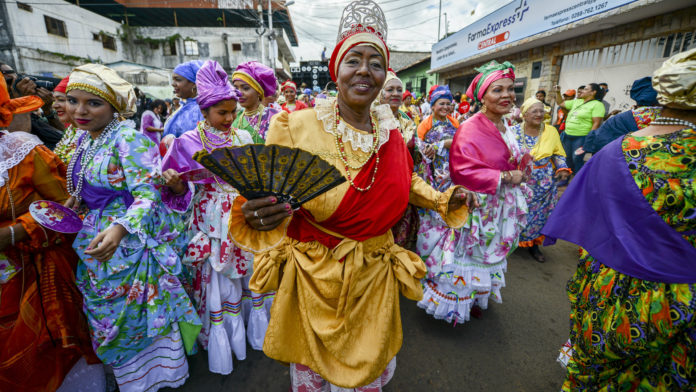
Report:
260,218,265,226
254,210,259,218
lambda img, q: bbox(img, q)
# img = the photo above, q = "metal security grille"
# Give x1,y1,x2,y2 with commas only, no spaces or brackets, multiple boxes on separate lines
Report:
562,31,696,71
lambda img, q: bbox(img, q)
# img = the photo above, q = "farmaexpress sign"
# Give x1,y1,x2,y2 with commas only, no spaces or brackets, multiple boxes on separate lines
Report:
431,0,638,70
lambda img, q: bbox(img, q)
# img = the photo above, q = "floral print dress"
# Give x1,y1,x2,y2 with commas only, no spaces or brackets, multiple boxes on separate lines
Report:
561,128,696,391
72,124,200,391
512,124,568,246
418,120,529,325
164,126,273,376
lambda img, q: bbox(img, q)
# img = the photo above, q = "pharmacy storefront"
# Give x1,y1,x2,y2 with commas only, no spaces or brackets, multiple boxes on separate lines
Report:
431,0,695,111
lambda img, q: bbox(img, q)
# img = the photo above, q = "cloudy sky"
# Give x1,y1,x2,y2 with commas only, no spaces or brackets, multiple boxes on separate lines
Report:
287,0,511,62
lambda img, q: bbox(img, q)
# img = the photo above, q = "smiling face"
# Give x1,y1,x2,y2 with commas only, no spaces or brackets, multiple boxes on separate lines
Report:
432,98,451,120
233,79,262,111
336,45,386,110
52,90,73,124
283,88,296,104
66,89,116,133
171,73,196,99
380,78,403,112
523,102,545,127
202,99,238,131
481,78,515,116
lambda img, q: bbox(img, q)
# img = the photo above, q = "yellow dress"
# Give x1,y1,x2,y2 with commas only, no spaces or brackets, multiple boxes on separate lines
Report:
229,98,468,388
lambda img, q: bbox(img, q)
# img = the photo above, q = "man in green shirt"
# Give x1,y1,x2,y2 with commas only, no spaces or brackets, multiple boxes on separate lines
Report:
554,83,606,172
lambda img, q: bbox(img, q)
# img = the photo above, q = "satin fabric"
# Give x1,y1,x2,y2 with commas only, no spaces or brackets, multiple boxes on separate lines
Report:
542,137,696,283
449,112,516,195
162,123,219,185
227,108,468,388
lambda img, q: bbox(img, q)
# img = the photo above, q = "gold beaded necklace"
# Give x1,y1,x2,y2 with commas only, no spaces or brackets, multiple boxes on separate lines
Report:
197,121,240,192
333,102,380,192
520,121,544,151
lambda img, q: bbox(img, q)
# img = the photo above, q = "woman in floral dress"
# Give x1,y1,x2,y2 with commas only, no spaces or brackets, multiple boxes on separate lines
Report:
544,48,696,391
416,85,477,323
512,97,570,262
379,70,420,250
231,61,280,143
162,60,271,375
429,61,529,325
64,64,201,392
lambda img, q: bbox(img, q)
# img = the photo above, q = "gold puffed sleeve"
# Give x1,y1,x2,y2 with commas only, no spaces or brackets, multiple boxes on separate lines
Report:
409,173,469,229
228,111,293,254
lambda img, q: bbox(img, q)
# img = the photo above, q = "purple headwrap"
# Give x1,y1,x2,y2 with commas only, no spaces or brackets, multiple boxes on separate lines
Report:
196,60,241,110
466,60,515,104
430,85,453,107
232,61,278,98
173,60,205,83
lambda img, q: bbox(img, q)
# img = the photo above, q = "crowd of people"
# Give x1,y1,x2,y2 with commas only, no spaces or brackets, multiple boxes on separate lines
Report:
0,0,694,391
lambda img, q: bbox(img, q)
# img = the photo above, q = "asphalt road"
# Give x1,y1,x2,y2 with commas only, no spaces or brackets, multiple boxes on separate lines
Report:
166,240,578,392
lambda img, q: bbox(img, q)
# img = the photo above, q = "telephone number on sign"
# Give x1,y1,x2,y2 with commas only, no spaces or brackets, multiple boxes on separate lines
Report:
571,1,608,18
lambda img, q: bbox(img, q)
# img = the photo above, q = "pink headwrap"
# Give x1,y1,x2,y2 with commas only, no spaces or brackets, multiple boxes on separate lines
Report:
465,60,516,104
196,60,241,110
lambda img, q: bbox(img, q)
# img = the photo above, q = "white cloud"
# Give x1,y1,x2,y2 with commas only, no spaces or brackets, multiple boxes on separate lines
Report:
287,0,511,63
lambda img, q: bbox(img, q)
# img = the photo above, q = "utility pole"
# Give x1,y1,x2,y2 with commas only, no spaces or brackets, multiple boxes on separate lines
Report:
268,0,274,69
437,0,442,41
443,12,447,39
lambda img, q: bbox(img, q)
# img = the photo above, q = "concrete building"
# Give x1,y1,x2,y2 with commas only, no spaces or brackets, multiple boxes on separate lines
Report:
430,0,696,112
395,55,438,98
0,0,297,96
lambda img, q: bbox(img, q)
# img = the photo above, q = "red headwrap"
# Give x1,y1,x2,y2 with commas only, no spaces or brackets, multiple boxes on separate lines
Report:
54,76,70,94
281,80,297,92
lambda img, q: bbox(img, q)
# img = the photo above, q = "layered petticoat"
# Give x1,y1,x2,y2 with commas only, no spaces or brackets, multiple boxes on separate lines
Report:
417,182,528,325
182,183,274,375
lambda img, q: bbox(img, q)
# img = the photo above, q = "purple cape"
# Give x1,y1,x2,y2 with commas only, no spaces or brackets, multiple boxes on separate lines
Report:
542,137,696,283
161,127,216,185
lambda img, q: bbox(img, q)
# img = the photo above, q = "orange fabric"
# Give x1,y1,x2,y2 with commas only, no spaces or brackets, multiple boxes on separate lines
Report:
0,145,98,391
417,115,460,140
0,75,44,127
518,235,545,248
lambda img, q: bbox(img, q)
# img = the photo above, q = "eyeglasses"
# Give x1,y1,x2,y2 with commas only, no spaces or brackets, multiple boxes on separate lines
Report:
1,69,16,75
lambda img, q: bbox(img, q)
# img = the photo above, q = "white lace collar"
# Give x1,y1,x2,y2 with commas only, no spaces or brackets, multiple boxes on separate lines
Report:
0,131,43,187
314,97,399,153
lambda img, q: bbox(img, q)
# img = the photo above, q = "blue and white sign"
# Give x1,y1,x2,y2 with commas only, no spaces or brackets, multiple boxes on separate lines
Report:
431,0,638,70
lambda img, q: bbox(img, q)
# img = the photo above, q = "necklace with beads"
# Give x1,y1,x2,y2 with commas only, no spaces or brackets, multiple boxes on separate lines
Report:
243,104,264,138
651,116,696,130
66,118,120,204
197,121,240,192
198,121,238,149
521,121,544,151
333,102,380,192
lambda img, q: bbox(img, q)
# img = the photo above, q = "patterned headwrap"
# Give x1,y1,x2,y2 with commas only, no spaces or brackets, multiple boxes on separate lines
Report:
196,60,241,110
67,63,136,117
381,70,402,100
173,60,205,83
54,76,70,94
281,80,297,92
520,97,544,116
329,0,389,82
232,61,277,99
466,60,516,104
430,85,453,107
652,48,696,109
0,76,43,128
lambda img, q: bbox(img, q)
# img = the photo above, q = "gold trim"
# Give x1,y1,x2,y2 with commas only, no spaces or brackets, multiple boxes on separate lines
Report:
66,82,120,113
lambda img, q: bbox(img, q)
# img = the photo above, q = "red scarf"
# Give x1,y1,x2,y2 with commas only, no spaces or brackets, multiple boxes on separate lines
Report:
449,112,516,195
288,129,412,248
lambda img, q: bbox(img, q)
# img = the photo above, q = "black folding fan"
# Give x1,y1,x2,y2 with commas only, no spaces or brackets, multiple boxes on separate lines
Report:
193,144,347,209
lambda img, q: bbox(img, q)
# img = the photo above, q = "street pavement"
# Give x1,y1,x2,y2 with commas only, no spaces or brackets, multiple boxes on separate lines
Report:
166,239,578,392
